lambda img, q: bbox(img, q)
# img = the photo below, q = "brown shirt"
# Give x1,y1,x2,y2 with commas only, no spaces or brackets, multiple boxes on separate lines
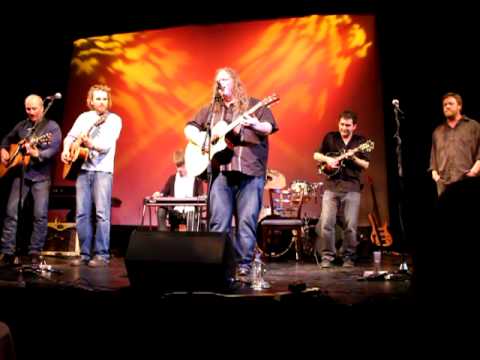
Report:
188,97,278,177
430,116,480,185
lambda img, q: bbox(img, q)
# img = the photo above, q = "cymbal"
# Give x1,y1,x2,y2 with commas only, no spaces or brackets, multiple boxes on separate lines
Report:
265,169,286,189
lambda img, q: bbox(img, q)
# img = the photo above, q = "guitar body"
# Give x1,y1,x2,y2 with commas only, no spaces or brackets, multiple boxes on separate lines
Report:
367,175,393,248
184,140,209,177
184,126,234,177
318,151,343,177
0,144,30,178
63,143,89,180
0,133,51,178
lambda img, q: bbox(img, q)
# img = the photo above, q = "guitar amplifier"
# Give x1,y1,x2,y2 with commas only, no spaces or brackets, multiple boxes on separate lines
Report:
42,221,80,257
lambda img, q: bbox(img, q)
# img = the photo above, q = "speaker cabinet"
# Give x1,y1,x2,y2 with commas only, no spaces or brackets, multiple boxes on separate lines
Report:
125,230,235,292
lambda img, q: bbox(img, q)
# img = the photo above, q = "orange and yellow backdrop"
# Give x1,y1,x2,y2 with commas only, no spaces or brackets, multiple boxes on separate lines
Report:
54,14,387,226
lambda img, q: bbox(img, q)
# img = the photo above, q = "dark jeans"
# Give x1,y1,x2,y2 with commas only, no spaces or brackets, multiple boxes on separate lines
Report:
209,172,264,268
0,177,50,255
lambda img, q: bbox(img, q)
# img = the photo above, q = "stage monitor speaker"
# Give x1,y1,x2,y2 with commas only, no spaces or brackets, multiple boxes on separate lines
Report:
125,230,235,292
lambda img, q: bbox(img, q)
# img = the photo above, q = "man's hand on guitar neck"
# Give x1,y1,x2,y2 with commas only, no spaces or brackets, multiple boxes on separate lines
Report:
239,114,272,135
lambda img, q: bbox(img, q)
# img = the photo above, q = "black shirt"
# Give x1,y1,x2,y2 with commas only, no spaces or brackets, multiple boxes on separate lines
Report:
318,131,370,192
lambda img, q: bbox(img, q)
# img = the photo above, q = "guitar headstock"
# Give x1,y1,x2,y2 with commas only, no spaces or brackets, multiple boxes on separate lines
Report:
358,140,374,153
260,94,280,108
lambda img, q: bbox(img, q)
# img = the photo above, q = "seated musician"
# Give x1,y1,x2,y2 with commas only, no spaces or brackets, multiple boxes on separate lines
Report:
152,149,204,231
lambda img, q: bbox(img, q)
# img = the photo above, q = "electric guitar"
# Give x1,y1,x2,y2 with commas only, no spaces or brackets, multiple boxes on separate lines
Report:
0,133,52,178
185,94,279,177
366,175,393,247
62,114,107,181
315,140,374,177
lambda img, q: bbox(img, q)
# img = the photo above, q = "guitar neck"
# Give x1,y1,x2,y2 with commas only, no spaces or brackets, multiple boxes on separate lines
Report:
221,101,266,136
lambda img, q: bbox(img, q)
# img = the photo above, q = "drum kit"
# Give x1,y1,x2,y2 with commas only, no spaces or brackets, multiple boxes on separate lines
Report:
257,169,323,258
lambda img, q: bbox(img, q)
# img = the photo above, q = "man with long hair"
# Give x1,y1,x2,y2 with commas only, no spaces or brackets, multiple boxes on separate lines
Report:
184,67,278,279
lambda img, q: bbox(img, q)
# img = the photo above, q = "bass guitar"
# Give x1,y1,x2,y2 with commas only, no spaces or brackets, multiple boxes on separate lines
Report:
0,133,52,178
366,175,393,247
62,114,107,180
185,94,279,177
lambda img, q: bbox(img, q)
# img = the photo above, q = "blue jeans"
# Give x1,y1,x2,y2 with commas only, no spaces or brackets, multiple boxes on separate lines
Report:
315,190,361,261
76,171,112,260
0,178,50,255
209,172,264,268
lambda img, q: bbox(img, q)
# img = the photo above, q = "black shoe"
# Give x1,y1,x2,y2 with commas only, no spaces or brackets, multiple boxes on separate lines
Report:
30,253,42,265
0,253,16,267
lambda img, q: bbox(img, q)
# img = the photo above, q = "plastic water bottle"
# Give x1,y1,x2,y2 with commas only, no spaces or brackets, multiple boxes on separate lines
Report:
251,253,265,290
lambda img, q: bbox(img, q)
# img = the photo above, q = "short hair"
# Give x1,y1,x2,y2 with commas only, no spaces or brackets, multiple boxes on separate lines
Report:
442,92,463,107
25,94,44,108
339,110,358,124
173,149,185,166
86,84,112,110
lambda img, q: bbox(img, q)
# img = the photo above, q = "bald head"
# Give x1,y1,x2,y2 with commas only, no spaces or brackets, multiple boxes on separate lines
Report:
25,94,44,123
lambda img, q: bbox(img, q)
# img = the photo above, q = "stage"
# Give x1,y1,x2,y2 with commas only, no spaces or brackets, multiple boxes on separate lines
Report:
0,241,414,358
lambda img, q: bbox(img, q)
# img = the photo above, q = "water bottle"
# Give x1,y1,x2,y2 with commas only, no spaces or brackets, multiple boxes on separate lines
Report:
251,252,268,290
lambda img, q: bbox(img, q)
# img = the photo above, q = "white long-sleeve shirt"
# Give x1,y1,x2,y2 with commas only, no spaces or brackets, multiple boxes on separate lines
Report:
64,111,122,173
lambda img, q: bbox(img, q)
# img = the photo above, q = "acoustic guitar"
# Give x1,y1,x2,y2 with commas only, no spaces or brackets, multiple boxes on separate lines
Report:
315,140,374,177
185,94,279,177
0,133,52,178
62,114,107,180
366,175,393,247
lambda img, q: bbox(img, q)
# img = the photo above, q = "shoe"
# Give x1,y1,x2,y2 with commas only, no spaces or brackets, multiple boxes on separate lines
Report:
71,257,89,267
88,256,110,268
0,253,15,267
320,259,333,268
235,265,251,282
30,253,42,265
342,258,355,268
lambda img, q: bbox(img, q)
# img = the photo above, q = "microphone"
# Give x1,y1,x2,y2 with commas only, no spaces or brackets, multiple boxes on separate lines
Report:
392,98,404,113
45,92,62,100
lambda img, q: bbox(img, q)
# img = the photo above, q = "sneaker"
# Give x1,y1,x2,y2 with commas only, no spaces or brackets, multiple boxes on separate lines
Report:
88,256,110,268
342,258,355,268
235,265,251,282
320,259,333,268
71,257,89,267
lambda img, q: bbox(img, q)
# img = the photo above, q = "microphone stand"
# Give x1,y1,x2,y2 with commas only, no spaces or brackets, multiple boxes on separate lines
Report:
204,94,221,231
392,106,410,274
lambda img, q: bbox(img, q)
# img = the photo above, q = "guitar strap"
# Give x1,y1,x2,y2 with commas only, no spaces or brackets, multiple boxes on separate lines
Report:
30,117,49,138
